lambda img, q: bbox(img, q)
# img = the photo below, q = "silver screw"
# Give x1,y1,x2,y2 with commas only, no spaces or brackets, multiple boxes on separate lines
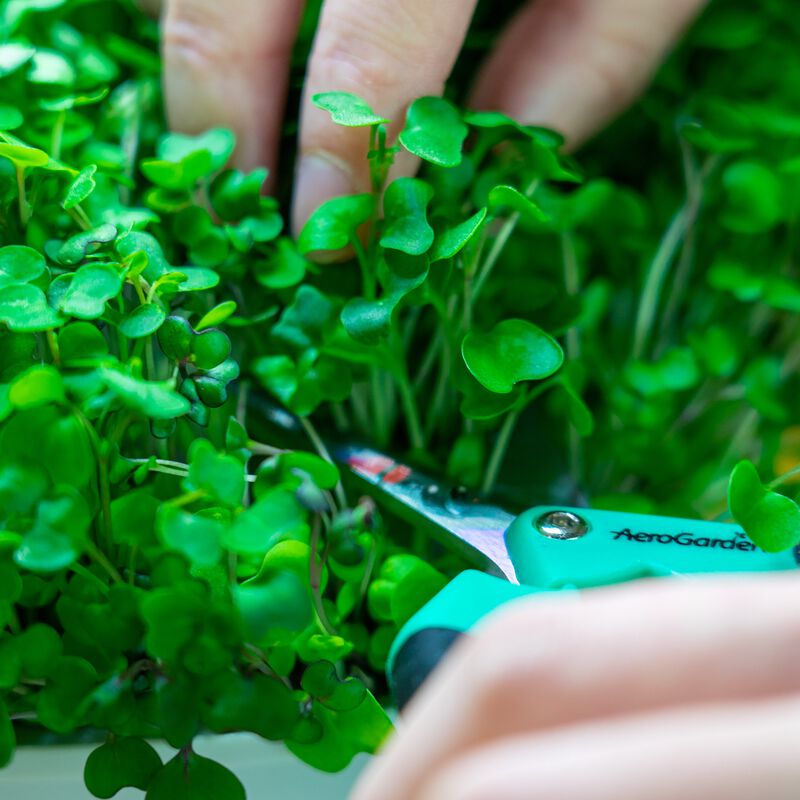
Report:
535,510,590,540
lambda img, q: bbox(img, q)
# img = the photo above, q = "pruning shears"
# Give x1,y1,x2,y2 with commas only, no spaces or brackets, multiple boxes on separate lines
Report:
335,444,799,710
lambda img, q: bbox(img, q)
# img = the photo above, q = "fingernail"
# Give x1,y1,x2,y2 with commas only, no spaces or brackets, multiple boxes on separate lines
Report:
292,151,355,237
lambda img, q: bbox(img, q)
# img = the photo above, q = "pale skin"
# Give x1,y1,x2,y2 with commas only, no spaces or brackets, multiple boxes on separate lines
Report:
141,3,800,799
147,0,706,232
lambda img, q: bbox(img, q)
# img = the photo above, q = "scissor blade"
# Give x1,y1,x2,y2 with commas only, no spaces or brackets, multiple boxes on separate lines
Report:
338,445,518,584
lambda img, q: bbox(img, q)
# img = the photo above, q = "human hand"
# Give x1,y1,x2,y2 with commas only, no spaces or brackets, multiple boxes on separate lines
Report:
353,576,800,800
152,0,705,231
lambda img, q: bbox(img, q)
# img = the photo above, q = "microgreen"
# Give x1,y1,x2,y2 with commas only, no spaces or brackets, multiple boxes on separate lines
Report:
3,0,800,797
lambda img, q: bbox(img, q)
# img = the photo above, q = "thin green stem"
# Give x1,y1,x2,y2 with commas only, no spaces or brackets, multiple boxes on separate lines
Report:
632,207,690,360
164,489,207,508
768,465,800,491
16,167,29,226
127,545,139,585
70,562,111,595
561,232,583,487
249,441,288,457
473,178,539,304
351,235,375,299
633,153,720,360
396,369,425,451
414,328,444,390
85,541,123,583
51,109,66,160
424,337,452,442
299,416,347,508
66,206,92,231
309,516,337,636
481,407,522,497
236,380,249,426
370,369,389,447
46,329,61,365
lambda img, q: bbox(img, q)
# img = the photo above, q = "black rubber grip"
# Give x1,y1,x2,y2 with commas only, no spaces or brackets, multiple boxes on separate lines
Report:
391,627,464,710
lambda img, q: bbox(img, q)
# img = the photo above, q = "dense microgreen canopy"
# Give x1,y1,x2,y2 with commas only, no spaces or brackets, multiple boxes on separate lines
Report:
3,0,800,797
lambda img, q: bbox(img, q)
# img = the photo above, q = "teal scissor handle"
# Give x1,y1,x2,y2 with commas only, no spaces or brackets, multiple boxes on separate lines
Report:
388,507,797,708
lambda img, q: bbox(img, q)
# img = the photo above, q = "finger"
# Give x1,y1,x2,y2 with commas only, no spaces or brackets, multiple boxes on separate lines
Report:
162,0,303,173
137,0,161,15
419,694,800,800
354,575,800,800
471,0,707,148
292,0,478,233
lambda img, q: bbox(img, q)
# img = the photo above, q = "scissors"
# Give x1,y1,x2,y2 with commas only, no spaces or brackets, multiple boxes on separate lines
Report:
335,444,799,709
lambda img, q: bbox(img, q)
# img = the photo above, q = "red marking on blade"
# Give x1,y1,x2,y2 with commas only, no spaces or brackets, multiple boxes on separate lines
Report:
347,454,395,477
382,465,412,485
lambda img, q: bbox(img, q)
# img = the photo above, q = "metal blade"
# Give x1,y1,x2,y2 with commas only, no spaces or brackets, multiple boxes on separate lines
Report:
338,445,518,584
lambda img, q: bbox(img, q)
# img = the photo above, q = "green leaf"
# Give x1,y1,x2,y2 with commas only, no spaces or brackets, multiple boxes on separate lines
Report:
36,655,97,733
146,751,245,800
0,104,22,130
0,245,46,289
464,109,564,147
559,381,595,437
62,164,97,210
0,43,35,77
252,355,297,406
271,451,340,490
29,49,76,85
120,303,166,338
0,142,49,169
110,489,159,547
157,316,193,360
203,673,298,740
143,129,235,190
102,368,191,420
721,161,783,234
172,267,220,292
0,284,64,331
235,569,312,636
160,128,236,173
157,506,224,566
58,321,108,361
625,348,700,397
313,92,388,127
191,328,231,370
115,231,170,282
56,263,124,319
399,97,468,168
9,365,65,408
18,623,62,678
341,250,428,345
488,185,549,225
254,239,307,290
380,178,434,255
729,461,800,552
302,662,366,711
431,208,487,262
287,692,391,772
196,301,237,330
298,194,375,254
223,488,308,554
462,319,564,394
13,489,91,573
272,285,336,352
211,168,268,220
184,439,245,507
57,224,117,266
85,737,163,799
